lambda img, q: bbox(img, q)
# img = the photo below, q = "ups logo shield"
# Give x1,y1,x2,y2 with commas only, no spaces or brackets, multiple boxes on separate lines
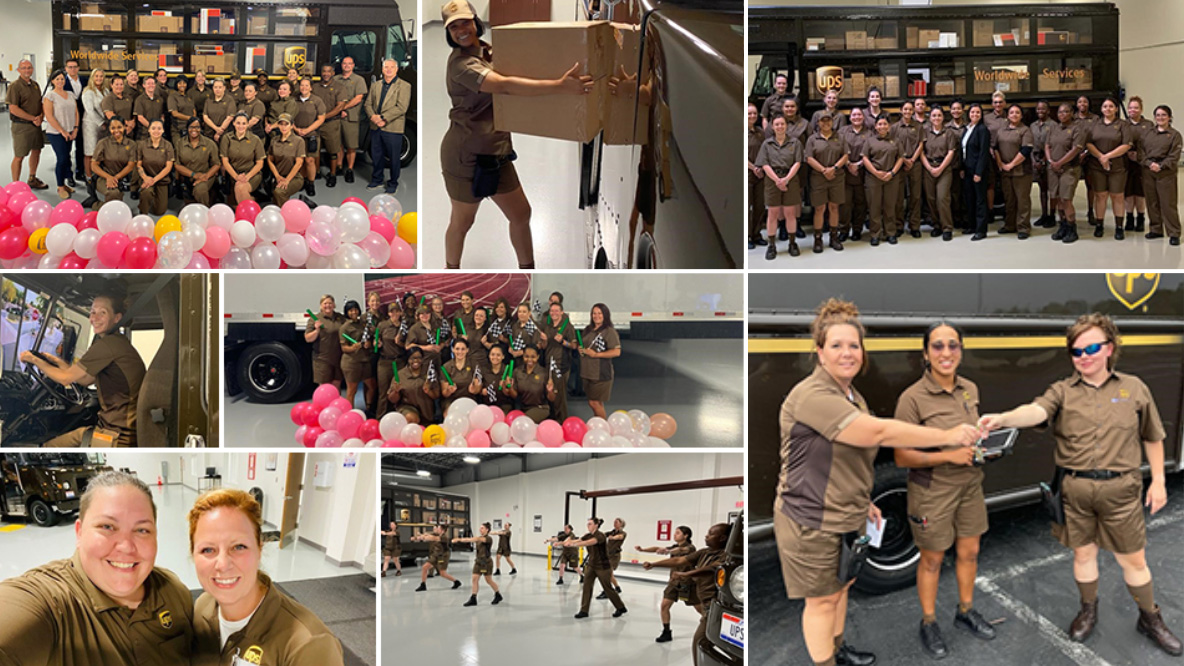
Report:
815,66,844,95
158,610,172,628
1106,273,1160,310
284,46,307,71
244,646,265,664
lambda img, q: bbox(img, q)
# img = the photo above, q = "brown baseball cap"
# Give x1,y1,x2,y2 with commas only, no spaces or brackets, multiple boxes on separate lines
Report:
442,0,476,28
277,113,293,124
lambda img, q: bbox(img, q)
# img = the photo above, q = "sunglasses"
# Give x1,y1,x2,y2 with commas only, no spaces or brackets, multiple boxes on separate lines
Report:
929,341,961,352
1070,341,1109,357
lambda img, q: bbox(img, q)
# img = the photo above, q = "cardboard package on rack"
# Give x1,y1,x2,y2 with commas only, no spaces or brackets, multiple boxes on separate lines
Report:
603,22,649,146
845,31,867,50
492,21,612,143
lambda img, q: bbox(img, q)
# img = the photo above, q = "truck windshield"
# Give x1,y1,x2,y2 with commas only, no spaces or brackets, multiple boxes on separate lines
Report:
22,453,90,466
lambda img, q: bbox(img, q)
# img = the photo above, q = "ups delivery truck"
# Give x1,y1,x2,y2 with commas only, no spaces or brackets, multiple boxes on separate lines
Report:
748,272,1184,594
0,452,112,526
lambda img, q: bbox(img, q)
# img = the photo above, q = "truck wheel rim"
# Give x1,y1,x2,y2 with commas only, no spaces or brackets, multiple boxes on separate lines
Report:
248,353,289,394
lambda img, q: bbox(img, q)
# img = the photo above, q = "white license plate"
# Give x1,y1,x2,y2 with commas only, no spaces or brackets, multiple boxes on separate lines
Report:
720,612,744,649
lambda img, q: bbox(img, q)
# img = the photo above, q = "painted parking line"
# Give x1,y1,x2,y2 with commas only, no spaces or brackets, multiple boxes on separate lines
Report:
0,524,26,533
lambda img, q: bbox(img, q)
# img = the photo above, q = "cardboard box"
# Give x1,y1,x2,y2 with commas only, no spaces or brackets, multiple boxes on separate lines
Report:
192,54,236,74
492,21,612,143
824,36,844,51
805,38,825,51
1037,30,1069,46
248,16,268,35
886,75,901,99
955,78,967,95
875,36,895,49
934,79,955,96
867,76,884,94
840,77,854,99
852,72,866,98
919,29,941,48
139,15,184,33
602,23,648,146
973,21,994,47
845,31,867,50
907,26,919,49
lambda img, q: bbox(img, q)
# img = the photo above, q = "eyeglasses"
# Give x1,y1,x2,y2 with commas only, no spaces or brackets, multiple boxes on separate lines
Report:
929,341,961,352
1070,341,1109,357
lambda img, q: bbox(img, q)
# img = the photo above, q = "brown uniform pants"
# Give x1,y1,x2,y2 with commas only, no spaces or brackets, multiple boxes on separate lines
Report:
839,174,866,234
1143,170,1181,238
580,565,624,613
191,177,215,206
139,182,169,216
748,175,765,240
549,372,568,422
272,174,305,206
865,175,901,240
376,359,398,418
524,405,550,423
895,163,923,231
1001,174,1033,233
923,170,955,232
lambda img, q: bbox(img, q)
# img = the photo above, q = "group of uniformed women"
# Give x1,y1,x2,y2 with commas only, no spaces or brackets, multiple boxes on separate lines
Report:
750,89,1183,257
0,471,344,665
75,63,371,212
776,301,1181,666
304,291,623,425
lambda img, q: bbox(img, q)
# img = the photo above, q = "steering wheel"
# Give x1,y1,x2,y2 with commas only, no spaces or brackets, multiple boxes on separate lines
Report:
24,351,88,407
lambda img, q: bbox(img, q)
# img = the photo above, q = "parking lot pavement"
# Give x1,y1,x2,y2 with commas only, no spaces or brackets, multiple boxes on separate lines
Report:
751,472,1184,666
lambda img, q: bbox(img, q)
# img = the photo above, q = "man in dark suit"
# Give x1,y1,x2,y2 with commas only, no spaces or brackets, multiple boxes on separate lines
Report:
63,58,87,185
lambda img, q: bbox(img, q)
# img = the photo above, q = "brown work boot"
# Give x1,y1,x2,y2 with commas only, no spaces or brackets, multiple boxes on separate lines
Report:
1068,599,1098,642
829,232,844,252
1137,607,1184,656
813,231,824,253
28,176,48,190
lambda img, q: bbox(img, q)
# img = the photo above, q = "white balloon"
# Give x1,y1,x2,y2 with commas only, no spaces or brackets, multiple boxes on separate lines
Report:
96,200,132,234
221,246,253,269
331,243,370,269
365,439,384,448
499,442,521,449
510,416,537,444
490,422,511,445
357,231,391,267
305,251,332,269
610,435,634,448
627,431,649,448
582,429,611,448
379,412,409,440
156,231,194,269
608,412,634,436
45,224,78,257
73,228,101,259
276,233,309,266
38,253,62,269
179,203,210,229
126,214,155,240
208,204,235,231
586,417,610,432
646,437,671,448
449,397,477,419
311,205,338,227
335,205,370,243
342,437,366,448
230,219,257,248
627,409,652,435
182,221,207,251
443,411,470,437
254,207,286,242
468,405,494,431
400,423,424,447
250,243,281,269
305,220,341,256
561,441,581,448
445,435,467,448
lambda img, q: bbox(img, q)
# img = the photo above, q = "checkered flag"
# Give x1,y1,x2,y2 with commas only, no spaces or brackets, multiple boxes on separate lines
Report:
487,319,504,340
549,357,562,379
512,332,526,351
437,322,451,342
399,320,409,337
591,333,606,352
427,360,438,383
483,369,498,402
524,320,538,337
532,299,541,315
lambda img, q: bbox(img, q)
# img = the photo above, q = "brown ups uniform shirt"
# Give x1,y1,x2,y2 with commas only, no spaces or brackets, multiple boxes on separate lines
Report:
441,358,477,409
428,531,451,566
0,553,194,666
193,573,343,666
755,136,803,176
405,322,439,368
175,135,220,174
393,369,437,422
922,128,959,168
777,364,874,533
1127,117,1154,164
339,319,372,370
446,41,512,156
984,111,1009,145
228,86,247,106
763,115,809,144
293,96,326,130
512,365,548,408
582,531,611,570
219,132,265,174
809,108,848,135
132,94,166,127
892,119,922,160
311,81,342,116
759,91,790,124
497,529,512,555
605,528,626,558
202,96,237,130
377,320,405,363
863,134,900,172
79,333,146,446
1047,122,1086,165
100,92,135,124
540,316,575,377
992,124,1034,177
688,548,727,604
1086,119,1134,173
94,136,138,176
305,312,347,366
894,371,983,487
1139,127,1183,171
187,85,212,116
1034,371,1165,472
268,99,299,125
331,74,369,123
6,76,43,118
253,84,279,110
805,132,846,168
239,100,266,130
839,125,870,184
268,133,307,175
579,326,620,382
137,139,174,182
166,92,196,140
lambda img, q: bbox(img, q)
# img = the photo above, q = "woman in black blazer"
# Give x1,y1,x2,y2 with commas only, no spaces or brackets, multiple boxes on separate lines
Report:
962,104,992,239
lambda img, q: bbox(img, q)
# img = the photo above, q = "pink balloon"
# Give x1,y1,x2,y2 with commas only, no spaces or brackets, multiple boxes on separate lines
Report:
124,237,157,269
96,231,130,267
50,200,84,228
359,419,381,442
202,226,231,259
505,410,525,425
312,383,339,408
342,197,367,210
370,215,395,242
303,425,324,448
0,206,18,232
467,430,491,448
382,439,403,448
386,237,415,269
235,200,261,224
5,181,31,197
186,253,211,269
77,211,99,231
489,406,505,426
562,417,588,445
0,227,29,260
295,424,308,445
7,190,36,216
290,402,311,425
281,199,312,233
59,253,87,269
537,420,564,447
336,411,364,439
317,406,343,431
328,397,351,413
301,404,323,427
0,188,6,208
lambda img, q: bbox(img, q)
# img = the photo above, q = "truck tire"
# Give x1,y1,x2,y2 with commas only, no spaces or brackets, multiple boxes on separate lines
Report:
854,463,919,595
237,342,304,404
29,499,59,527
400,122,416,168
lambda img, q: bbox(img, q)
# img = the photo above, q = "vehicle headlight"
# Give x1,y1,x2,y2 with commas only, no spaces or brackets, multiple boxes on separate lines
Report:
62,482,70,490
728,565,745,603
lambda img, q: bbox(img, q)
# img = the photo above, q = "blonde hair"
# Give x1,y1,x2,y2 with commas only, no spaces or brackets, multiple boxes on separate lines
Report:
79,470,156,522
811,298,868,372
992,91,1006,102
1066,313,1122,370
188,488,264,552
85,69,108,95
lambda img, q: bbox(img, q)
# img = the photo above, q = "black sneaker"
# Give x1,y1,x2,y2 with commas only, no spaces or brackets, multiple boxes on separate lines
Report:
1063,225,1079,244
510,568,517,575
464,595,477,607
492,592,503,605
656,628,673,643
1018,232,1029,240
942,231,952,241
835,641,877,666
597,591,608,600
869,236,880,247
1173,237,1181,246
557,578,564,585
451,580,462,590
1147,231,1165,239
344,168,355,183
886,235,898,245
494,569,501,576
1115,227,1125,241
910,229,922,238
971,233,987,241
326,172,337,188
1093,224,1104,238
415,583,427,592
930,228,943,237
1051,223,1068,241
954,608,997,640
306,182,317,197
612,607,628,618
574,611,589,619
919,621,949,659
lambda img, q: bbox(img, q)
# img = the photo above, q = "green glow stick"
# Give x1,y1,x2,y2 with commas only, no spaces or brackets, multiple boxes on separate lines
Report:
441,365,454,386
507,359,515,378
500,364,510,380
576,329,583,347
457,317,466,336
558,319,567,334
343,333,358,344
306,308,319,321
393,361,399,382
420,296,426,305
435,329,441,345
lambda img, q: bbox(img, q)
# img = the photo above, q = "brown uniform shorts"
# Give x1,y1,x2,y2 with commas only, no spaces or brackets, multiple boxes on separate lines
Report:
342,358,374,384
1053,472,1147,554
764,176,802,207
313,358,344,385
560,549,579,567
1087,167,1127,194
662,579,699,604
810,173,846,206
429,554,451,571
1048,166,1081,200
342,118,361,151
443,161,521,204
11,122,44,159
383,547,402,557
582,378,613,403
907,478,988,552
473,557,493,575
497,544,511,556
774,509,848,599
609,554,621,571
319,119,343,155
